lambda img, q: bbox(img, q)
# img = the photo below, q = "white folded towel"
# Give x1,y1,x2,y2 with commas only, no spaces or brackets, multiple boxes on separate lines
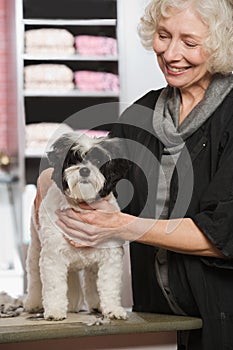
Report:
24,64,74,83
25,28,75,54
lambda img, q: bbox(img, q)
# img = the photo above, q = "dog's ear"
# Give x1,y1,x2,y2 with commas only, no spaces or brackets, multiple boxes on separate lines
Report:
47,133,75,190
98,137,126,159
98,136,130,178
47,133,75,168
98,137,130,198
98,158,129,198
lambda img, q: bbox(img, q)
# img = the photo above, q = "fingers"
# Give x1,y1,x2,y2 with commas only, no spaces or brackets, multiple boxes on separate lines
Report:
57,217,98,247
56,208,104,227
57,208,81,222
55,206,126,247
56,211,93,234
56,209,106,245
63,234,87,248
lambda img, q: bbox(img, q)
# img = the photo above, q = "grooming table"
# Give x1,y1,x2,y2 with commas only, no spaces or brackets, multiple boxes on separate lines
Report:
0,311,202,344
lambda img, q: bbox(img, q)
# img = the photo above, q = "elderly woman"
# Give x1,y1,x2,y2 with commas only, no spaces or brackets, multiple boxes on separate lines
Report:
39,0,233,348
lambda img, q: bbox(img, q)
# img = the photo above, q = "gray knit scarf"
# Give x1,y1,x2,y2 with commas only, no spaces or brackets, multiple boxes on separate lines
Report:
153,73,233,150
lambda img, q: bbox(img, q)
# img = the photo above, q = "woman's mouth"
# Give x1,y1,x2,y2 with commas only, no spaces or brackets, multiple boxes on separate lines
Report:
166,63,191,74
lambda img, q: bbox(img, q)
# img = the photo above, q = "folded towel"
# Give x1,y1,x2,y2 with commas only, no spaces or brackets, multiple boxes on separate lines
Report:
25,123,73,153
25,124,108,156
24,81,74,91
25,45,75,55
24,64,74,83
74,70,119,92
25,28,75,51
75,35,117,56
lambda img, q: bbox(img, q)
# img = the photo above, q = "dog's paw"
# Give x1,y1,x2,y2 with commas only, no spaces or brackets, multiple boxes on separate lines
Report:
102,306,127,320
24,298,43,314
44,309,67,321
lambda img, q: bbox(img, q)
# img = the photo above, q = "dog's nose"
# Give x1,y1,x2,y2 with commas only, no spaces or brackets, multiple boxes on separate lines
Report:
79,167,90,177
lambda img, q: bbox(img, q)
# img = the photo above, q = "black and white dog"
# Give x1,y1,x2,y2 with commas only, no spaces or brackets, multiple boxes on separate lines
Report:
24,132,128,321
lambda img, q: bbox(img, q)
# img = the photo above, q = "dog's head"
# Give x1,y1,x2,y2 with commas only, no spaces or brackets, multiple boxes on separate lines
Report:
47,132,128,203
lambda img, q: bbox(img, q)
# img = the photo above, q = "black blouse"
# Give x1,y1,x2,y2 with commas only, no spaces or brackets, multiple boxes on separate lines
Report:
110,87,233,312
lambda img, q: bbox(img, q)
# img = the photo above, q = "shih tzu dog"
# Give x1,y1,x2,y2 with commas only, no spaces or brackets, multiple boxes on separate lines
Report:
24,131,128,321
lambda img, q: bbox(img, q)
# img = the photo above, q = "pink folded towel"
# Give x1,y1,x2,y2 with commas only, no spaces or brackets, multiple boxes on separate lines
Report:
75,35,117,56
74,70,119,92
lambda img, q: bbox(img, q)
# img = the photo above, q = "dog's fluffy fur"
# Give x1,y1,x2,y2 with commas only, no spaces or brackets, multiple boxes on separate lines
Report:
24,132,128,320
0,292,24,317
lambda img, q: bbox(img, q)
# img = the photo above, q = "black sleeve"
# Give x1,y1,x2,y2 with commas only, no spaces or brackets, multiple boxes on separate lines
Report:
193,128,233,259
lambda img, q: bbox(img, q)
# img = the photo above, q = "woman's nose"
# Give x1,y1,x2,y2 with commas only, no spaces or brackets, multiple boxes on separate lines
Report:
163,39,182,61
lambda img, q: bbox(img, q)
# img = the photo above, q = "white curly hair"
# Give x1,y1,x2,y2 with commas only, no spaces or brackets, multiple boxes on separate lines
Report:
138,0,233,75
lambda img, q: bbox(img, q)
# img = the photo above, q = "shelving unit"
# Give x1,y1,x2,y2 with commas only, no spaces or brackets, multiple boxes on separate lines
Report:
19,0,121,184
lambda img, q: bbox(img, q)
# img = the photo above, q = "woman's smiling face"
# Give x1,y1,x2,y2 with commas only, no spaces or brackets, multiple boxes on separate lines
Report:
153,5,212,91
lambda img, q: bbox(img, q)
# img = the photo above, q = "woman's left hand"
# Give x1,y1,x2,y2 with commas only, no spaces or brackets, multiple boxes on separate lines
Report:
56,199,132,247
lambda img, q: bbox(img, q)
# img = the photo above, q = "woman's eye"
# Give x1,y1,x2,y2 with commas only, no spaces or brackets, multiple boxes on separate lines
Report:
185,41,198,48
159,33,168,39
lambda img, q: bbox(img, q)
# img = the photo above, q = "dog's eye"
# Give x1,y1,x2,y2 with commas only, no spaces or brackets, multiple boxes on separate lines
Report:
86,147,110,167
93,157,109,167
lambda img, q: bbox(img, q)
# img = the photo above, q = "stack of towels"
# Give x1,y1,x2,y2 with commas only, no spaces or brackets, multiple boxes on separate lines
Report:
25,123,109,155
74,70,119,92
24,65,119,92
25,28,75,55
25,29,118,57
24,64,74,91
75,35,117,56
25,122,73,155
24,29,119,92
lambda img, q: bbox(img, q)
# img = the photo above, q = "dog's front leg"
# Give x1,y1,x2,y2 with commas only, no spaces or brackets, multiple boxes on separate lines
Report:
97,248,127,320
24,216,43,313
40,248,69,321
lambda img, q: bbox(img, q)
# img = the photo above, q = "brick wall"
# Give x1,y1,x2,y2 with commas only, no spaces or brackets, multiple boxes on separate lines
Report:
0,0,19,158
6,0,19,157
0,0,7,153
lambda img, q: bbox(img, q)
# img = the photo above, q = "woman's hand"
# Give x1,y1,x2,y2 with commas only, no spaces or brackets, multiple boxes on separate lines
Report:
55,199,153,247
56,199,138,247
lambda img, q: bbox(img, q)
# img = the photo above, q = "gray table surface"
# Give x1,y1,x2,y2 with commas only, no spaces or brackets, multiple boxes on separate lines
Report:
0,311,202,344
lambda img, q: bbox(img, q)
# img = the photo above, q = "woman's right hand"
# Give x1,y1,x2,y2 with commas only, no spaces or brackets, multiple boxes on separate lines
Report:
55,199,152,247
